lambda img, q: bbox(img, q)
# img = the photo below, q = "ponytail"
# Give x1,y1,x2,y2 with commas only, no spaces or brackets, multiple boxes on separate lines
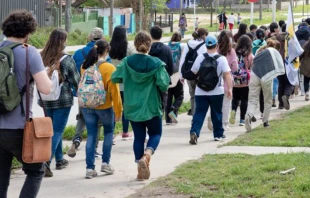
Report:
82,40,110,69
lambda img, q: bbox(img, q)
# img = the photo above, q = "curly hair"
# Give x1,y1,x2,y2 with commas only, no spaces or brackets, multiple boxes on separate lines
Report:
1,10,37,38
218,30,232,56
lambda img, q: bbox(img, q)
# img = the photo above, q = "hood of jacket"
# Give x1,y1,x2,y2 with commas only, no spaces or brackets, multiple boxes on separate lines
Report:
296,28,310,41
123,54,164,83
149,42,165,57
187,39,205,49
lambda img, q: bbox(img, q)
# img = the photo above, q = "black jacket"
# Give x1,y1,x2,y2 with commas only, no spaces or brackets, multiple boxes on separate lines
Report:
149,42,174,76
296,28,310,47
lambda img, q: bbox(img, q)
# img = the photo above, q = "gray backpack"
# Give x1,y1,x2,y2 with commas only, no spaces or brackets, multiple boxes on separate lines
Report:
0,43,23,114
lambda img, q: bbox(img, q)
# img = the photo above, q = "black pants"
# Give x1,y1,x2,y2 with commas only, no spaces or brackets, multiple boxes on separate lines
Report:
304,76,310,93
260,90,264,114
165,81,184,123
0,129,44,198
277,74,294,107
232,87,249,120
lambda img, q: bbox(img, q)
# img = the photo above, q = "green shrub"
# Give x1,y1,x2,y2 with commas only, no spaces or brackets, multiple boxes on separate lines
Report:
29,27,89,49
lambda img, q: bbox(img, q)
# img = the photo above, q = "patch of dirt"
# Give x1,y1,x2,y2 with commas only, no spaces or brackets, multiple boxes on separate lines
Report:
128,185,190,198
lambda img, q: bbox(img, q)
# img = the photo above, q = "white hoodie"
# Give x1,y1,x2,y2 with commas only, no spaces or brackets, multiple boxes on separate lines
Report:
179,39,207,79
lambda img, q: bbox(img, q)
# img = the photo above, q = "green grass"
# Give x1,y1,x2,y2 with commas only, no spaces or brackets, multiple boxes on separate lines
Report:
225,106,310,147
146,153,310,198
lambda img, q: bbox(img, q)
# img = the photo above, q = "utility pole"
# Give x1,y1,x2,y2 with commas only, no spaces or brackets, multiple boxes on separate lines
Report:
65,0,71,32
180,0,183,15
59,0,62,27
259,0,262,20
211,0,213,27
139,0,143,31
109,0,114,37
272,0,276,22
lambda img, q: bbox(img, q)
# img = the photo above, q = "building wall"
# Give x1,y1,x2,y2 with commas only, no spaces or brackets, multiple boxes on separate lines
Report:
0,0,46,27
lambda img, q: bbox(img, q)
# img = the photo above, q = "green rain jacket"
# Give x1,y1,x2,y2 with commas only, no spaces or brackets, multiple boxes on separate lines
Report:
111,54,170,122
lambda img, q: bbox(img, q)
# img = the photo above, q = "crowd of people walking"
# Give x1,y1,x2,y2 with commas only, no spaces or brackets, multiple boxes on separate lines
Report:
0,9,309,198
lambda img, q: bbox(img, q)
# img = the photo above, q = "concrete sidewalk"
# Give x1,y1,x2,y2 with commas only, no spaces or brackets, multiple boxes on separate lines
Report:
8,94,310,198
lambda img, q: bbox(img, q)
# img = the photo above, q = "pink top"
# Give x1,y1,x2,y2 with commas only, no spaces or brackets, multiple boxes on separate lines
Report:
243,53,254,70
223,48,238,72
218,48,238,92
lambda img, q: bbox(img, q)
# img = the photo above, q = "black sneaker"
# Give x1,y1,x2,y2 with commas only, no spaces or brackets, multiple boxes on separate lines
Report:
251,116,257,122
187,109,192,116
264,121,270,127
56,159,69,170
282,95,290,110
189,132,198,145
221,135,226,139
44,162,53,177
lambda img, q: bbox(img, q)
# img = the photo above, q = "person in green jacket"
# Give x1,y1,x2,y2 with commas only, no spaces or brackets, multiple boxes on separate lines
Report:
111,31,170,181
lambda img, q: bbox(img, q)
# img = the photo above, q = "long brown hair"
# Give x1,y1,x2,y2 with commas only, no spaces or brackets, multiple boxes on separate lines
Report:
41,28,67,82
218,30,232,56
302,39,310,57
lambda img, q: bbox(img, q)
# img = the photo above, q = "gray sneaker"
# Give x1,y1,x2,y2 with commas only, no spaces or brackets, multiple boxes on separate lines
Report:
101,163,114,175
245,114,252,132
85,169,98,179
189,132,198,145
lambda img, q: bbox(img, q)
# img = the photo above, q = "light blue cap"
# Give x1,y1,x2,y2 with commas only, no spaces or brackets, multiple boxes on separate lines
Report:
205,35,218,46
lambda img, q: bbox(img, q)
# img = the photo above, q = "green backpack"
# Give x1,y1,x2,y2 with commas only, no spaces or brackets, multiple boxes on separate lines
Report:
0,43,22,114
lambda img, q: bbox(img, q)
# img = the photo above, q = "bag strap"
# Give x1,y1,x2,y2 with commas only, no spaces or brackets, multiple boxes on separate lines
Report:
194,42,205,51
25,44,47,121
96,60,106,68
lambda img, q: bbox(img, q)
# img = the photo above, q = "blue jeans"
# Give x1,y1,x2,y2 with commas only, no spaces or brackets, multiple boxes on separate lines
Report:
120,91,130,133
81,107,114,170
273,78,279,99
190,95,224,138
46,107,71,162
130,116,162,162
180,29,185,38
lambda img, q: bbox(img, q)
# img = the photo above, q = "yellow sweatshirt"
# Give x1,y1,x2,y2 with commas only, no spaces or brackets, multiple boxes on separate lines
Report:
81,62,122,119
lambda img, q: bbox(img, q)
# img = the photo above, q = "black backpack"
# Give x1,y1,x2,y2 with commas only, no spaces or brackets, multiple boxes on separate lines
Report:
181,42,205,80
197,53,222,92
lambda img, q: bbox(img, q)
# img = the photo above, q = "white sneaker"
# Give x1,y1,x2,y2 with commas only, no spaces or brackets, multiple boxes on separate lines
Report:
207,116,213,131
101,163,114,175
223,124,230,131
305,93,309,101
85,169,98,179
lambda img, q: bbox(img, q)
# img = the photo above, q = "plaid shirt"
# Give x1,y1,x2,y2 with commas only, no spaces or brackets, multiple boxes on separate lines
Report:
39,55,80,109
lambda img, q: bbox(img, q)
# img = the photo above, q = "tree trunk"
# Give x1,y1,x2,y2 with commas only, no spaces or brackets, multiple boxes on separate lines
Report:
65,0,71,32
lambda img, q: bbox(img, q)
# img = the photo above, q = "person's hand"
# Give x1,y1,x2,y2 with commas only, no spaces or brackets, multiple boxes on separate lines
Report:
115,117,121,122
226,90,233,100
180,78,185,84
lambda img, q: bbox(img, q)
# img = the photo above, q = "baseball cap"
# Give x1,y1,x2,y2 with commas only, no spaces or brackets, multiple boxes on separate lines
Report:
205,35,218,47
89,27,103,41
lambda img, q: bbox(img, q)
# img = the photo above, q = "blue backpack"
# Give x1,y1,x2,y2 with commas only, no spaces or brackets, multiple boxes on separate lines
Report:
168,42,182,73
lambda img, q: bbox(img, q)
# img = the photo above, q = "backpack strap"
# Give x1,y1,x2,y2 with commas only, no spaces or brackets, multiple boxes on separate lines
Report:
213,54,222,60
203,53,209,59
96,60,106,68
5,43,22,50
194,42,205,51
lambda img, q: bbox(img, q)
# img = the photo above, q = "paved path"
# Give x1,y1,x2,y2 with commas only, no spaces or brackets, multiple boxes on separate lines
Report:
8,94,310,198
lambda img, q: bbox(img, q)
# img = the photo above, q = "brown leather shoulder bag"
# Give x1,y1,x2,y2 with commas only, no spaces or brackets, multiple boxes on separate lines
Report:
22,44,53,164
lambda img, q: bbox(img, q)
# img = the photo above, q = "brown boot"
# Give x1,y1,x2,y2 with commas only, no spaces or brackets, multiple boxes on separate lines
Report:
137,154,151,180
272,99,276,107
